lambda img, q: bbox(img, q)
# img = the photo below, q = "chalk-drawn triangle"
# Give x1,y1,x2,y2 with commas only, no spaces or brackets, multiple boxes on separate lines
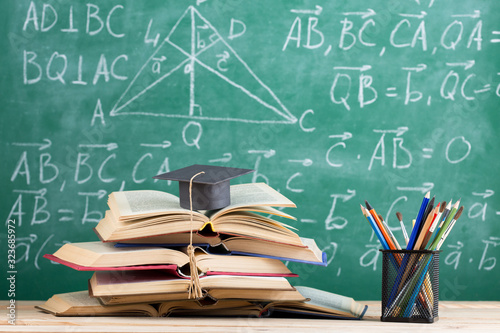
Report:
110,7,194,116
111,6,297,124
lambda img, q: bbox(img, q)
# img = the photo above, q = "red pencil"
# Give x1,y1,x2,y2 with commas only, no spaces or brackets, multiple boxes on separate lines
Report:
415,203,439,250
422,202,445,249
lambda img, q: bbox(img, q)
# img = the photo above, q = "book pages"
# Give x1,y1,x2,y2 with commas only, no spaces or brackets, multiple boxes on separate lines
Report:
211,183,296,220
111,190,188,218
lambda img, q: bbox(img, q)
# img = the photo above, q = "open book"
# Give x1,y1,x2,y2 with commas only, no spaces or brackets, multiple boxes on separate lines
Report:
36,291,261,317
94,183,326,265
88,270,296,297
44,241,296,277
37,287,367,319
116,235,326,265
95,183,297,243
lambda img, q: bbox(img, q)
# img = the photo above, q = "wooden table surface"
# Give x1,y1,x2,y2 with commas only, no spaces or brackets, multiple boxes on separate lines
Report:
1,301,500,332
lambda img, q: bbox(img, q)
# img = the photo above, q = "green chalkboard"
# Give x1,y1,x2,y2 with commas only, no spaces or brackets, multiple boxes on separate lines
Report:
1,0,500,301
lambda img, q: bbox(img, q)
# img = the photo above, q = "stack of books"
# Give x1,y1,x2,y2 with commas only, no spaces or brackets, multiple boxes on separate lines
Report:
38,165,367,319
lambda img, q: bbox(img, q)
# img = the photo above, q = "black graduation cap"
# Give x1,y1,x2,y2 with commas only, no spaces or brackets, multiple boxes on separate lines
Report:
153,164,254,210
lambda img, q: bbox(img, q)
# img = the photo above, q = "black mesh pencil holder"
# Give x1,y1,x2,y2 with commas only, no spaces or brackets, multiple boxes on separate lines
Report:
380,250,440,323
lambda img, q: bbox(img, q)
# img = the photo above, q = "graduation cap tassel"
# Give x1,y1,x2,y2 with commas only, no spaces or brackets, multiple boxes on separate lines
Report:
187,244,202,299
187,171,205,299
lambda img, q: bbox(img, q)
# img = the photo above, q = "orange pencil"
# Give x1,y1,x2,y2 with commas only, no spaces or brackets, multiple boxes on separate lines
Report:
422,202,446,249
378,214,401,250
365,201,397,250
414,203,439,250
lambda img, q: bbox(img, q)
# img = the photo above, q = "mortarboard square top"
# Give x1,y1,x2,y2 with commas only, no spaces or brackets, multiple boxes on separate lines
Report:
153,164,254,211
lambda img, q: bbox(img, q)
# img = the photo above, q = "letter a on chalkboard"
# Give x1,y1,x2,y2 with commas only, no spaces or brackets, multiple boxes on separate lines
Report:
110,6,297,124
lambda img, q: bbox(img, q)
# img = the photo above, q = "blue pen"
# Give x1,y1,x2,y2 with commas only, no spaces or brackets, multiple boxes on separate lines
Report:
406,191,430,250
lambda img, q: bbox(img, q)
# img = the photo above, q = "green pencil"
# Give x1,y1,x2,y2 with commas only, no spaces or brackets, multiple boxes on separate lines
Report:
428,200,460,250
436,206,463,250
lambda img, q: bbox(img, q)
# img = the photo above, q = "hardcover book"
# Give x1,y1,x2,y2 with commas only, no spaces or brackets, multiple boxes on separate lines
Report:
44,241,297,277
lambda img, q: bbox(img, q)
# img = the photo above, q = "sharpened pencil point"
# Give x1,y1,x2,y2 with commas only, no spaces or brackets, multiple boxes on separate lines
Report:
360,204,366,215
365,200,373,211
424,191,430,198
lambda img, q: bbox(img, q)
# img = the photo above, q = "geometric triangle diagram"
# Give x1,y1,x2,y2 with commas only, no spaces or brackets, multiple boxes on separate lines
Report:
110,6,297,124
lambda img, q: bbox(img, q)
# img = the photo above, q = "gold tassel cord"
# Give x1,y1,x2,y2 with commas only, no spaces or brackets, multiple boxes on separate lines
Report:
187,171,205,299
187,244,202,299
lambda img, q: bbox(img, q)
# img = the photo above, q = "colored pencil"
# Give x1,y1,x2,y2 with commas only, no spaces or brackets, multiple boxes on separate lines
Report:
365,201,397,250
422,202,446,249
429,200,460,250
429,201,451,247
379,214,401,250
407,191,430,250
414,203,439,250
436,206,463,250
361,206,401,274
418,196,435,236
360,205,389,250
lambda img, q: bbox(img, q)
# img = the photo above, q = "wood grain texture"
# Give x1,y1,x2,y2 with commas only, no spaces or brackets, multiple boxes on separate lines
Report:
1,301,500,332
